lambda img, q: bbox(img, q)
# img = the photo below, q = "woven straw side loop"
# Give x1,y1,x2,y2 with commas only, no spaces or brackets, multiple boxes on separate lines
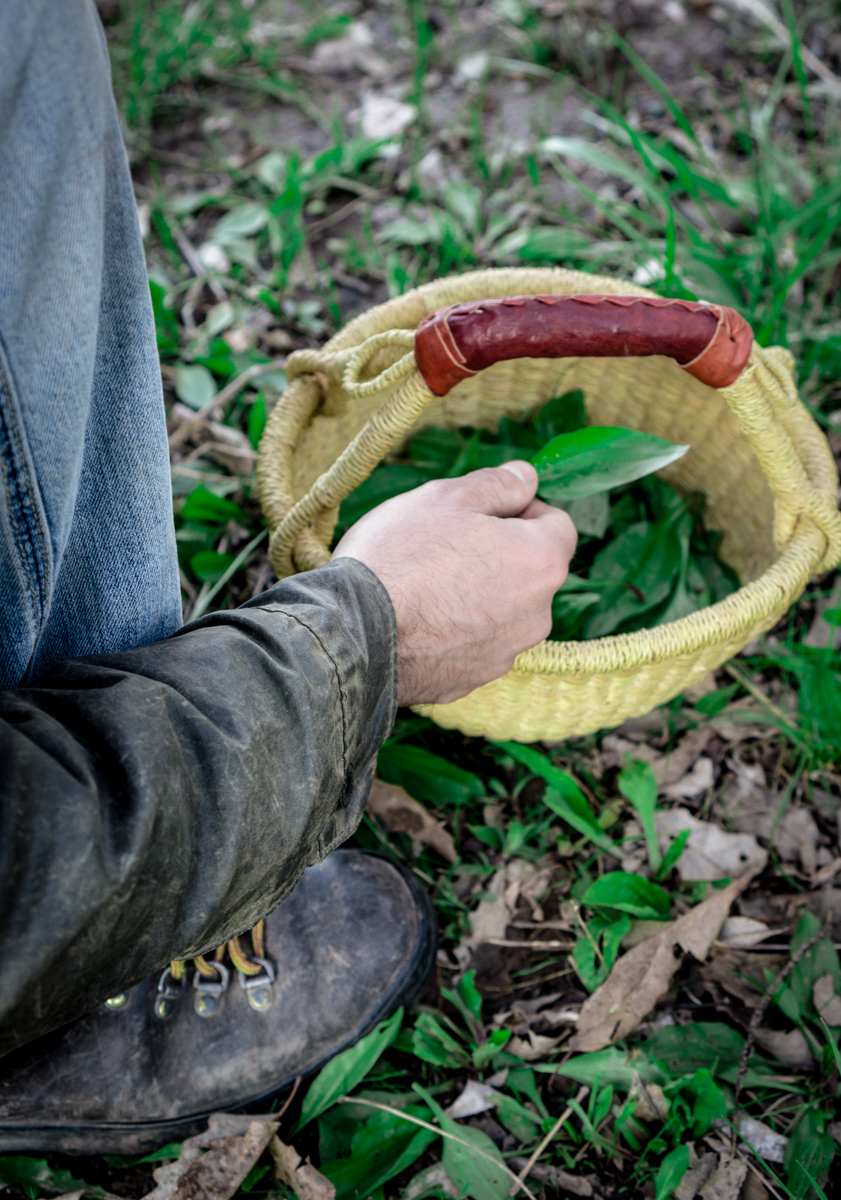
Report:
266,366,437,576
341,330,416,397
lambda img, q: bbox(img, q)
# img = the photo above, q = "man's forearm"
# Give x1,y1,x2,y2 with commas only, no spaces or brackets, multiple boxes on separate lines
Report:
0,558,397,1056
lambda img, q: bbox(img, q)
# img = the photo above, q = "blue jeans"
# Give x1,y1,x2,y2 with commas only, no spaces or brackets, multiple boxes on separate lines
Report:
0,0,181,691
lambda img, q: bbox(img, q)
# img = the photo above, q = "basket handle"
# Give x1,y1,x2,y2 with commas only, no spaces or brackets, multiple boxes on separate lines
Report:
414,293,753,396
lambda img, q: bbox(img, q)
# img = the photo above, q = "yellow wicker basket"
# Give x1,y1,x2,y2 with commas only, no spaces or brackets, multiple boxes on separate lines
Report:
258,267,841,742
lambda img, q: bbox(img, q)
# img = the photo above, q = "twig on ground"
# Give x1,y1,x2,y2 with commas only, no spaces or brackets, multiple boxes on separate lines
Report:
275,1074,302,1123
168,362,282,451
725,664,803,735
172,225,227,303
513,1084,590,1192
732,922,829,1139
483,938,574,951
189,527,269,622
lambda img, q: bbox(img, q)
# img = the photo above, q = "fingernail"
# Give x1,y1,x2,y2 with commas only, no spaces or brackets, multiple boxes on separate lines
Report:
500,460,536,485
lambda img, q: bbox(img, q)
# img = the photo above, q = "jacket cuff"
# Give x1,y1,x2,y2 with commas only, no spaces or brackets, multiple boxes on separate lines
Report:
240,555,398,857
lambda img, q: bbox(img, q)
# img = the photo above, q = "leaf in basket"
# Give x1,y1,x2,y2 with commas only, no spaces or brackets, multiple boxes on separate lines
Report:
530,389,587,441
336,464,435,534
531,427,690,502
583,513,686,639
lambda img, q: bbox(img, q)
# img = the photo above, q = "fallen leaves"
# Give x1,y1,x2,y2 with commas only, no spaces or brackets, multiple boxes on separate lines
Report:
143,1115,278,1200
655,809,767,882
269,1136,336,1200
367,780,457,862
813,973,841,1025
570,879,745,1052
140,1116,336,1200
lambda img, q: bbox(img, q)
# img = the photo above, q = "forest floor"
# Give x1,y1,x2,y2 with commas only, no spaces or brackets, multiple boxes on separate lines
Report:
3,2,841,1200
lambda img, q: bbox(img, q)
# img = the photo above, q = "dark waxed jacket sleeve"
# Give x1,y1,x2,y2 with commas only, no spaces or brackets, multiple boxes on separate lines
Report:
0,557,398,1056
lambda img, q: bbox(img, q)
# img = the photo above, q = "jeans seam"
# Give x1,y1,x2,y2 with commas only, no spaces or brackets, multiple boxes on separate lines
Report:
0,341,50,633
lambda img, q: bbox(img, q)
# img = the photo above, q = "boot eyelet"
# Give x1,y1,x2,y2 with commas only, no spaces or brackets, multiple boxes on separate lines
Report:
237,957,275,1013
193,960,230,1018
154,966,188,1021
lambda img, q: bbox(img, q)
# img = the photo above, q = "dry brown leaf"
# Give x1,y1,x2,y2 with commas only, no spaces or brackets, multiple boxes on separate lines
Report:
656,809,767,881
813,973,841,1026
444,1079,501,1119
454,860,539,967
507,1030,563,1060
753,1027,816,1067
675,1150,717,1200
269,1135,335,1200
403,1165,458,1200
654,728,714,788
144,1115,278,1200
367,780,456,863
699,949,787,1009
663,757,715,799
736,1118,786,1164
508,1158,596,1197
570,879,745,1052
699,1152,748,1200
718,917,775,948
740,1174,769,1200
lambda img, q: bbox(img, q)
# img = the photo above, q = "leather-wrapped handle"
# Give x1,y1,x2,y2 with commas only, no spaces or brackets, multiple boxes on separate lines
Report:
414,294,753,395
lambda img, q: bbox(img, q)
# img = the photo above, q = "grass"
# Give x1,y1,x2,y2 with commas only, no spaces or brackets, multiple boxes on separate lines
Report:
3,1,841,1198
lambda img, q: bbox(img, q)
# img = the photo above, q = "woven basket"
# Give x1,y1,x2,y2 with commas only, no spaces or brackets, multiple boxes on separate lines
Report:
258,267,841,742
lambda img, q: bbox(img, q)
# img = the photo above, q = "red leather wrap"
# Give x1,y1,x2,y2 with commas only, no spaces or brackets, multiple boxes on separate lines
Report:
414,294,753,396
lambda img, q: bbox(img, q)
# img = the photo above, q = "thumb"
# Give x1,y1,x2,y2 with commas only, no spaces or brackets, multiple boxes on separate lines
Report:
457,461,539,518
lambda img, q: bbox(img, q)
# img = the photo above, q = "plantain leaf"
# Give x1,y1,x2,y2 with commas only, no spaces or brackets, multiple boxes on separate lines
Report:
532,427,689,502
582,872,671,919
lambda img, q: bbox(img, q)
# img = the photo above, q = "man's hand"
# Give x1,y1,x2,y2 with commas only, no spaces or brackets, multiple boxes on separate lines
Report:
333,461,577,706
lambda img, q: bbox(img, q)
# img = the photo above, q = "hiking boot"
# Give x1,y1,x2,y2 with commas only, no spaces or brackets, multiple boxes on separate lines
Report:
0,850,435,1155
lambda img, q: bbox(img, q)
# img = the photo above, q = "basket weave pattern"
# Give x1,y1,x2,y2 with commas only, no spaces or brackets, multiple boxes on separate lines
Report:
258,268,841,741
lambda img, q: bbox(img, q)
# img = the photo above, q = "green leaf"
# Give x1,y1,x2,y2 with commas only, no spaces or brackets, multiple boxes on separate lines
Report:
190,550,234,581
643,1021,745,1078
336,464,435,534
493,1091,543,1143
533,1045,666,1089
182,484,247,526
582,873,671,919
497,741,620,856
557,491,611,538
618,759,661,872
211,202,270,242
530,389,587,440
785,1107,836,1199
472,1028,510,1069
377,743,485,808
654,828,691,882
414,1086,509,1200
247,395,267,451
655,1141,690,1199
293,1008,403,1132
240,1163,270,1192
512,225,591,262
0,1159,97,1198
321,1106,437,1200
175,363,217,410
573,910,631,991
531,427,689,502
410,1011,470,1069
584,514,686,639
